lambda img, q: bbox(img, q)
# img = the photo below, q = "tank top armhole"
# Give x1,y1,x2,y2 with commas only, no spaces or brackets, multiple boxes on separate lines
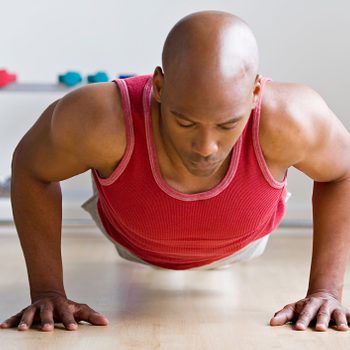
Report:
92,79,135,186
252,77,287,189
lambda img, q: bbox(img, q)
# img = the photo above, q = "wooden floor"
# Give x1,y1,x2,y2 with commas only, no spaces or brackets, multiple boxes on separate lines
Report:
0,227,350,349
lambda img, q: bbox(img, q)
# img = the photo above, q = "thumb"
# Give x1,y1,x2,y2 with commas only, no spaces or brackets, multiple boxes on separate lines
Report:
76,306,109,326
270,313,287,326
88,312,109,326
270,305,296,326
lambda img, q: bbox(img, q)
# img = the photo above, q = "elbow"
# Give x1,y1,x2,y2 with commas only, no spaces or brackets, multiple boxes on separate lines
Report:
11,144,21,169
11,142,25,173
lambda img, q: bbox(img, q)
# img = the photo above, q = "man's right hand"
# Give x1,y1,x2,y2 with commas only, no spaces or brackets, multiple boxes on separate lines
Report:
0,292,109,332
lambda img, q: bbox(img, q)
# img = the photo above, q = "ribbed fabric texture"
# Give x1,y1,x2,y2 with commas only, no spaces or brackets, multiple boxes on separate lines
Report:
91,74,288,270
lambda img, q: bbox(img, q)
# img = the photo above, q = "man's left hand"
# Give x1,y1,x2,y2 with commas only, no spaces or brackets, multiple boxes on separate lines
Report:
270,291,350,331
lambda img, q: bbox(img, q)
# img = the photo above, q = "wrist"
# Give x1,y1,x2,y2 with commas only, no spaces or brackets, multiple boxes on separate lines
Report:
31,289,67,302
307,287,342,301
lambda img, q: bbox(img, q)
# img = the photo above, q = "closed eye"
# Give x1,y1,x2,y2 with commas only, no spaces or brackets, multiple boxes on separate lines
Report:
221,127,235,131
177,122,195,128
177,122,237,130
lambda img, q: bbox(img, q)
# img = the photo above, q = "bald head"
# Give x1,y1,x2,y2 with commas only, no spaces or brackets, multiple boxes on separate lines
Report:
152,12,261,178
161,10,259,86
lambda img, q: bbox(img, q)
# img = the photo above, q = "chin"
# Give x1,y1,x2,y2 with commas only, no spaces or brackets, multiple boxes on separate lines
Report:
189,169,217,177
185,162,219,177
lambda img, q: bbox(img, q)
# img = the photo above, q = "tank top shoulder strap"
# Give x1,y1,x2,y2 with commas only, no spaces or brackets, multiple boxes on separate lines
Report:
251,76,287,189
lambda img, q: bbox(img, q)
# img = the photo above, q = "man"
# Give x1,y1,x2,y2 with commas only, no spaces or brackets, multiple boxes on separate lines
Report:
1,10,350,333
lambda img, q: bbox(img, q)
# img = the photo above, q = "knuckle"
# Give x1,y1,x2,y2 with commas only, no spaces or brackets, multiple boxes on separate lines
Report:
295,301,306,311
20,307,27,313
283,304,295,312
67,304,76,314
63,310,75,318
322,299,330,307
299,311,312,318
40,304,53,312
318,310,329,318
61,314,76,325
24,305,35,312
333,309,343,317
58,309,73,320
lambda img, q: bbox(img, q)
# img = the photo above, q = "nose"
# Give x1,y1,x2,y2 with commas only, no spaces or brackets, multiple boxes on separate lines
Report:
192,129,218,158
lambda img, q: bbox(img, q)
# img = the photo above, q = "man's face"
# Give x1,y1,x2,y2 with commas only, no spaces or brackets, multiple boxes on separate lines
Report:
153,67,259,177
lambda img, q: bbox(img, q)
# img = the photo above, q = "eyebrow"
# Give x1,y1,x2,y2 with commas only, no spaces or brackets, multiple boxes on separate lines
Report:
171,110,243,125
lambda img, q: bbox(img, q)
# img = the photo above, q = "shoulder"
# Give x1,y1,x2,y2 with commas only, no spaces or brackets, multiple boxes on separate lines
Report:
260,80,329,168
52,81,126,169
259,80,350,181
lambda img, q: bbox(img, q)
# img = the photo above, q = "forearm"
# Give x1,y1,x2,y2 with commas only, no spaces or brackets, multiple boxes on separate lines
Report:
11,164,65,300
307,177,350,300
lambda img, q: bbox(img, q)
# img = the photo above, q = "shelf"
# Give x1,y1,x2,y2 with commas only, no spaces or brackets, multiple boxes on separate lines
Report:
0,83,83,93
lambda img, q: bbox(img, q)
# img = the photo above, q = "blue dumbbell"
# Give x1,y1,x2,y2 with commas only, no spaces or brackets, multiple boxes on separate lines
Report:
118,74,136,79
87,71,109,83
58,71,82,87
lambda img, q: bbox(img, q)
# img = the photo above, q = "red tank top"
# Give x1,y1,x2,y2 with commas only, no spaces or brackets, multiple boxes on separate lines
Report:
91,74,288,270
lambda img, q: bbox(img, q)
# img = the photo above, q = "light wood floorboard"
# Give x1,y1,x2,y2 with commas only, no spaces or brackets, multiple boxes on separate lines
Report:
0,228,349,349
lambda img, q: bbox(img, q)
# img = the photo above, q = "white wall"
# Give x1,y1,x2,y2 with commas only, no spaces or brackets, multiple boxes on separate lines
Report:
1,0,349,224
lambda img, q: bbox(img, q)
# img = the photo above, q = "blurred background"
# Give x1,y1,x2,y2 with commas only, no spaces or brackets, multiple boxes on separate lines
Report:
0,0,349,230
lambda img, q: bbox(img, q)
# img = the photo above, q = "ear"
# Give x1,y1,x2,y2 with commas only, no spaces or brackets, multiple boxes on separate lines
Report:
152,66,164,103
251,74,262,109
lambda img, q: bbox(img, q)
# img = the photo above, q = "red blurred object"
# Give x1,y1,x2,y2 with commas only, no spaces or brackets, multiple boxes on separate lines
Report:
0,69,17,87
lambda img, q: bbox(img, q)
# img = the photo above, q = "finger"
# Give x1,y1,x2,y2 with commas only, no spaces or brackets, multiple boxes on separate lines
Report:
0,312,23,329
314,303,332,332
18,307,37,331
39,304,55,332
331,309,349,332
75,304,109,326
295,298,323,331
60,308,78,331
270,304,297,326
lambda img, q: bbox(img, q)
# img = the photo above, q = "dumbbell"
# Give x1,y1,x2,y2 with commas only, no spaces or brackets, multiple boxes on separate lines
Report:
58,71,82,87
118,74,135,79
0,69,17,87
87,71,109,83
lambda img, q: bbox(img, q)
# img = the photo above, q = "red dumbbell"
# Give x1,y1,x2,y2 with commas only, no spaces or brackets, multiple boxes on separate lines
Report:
0,69,17,87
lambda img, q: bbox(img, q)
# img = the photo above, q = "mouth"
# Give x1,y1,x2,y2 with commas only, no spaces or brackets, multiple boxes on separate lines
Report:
189,160,219,170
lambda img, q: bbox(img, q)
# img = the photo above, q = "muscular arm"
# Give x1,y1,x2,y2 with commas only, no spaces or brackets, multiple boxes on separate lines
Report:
267,83,350,331
293,88,350,330
1,82,124,331
10,99,88,300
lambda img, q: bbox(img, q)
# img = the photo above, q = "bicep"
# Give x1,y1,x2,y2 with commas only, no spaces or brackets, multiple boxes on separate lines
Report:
293,89,350,182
